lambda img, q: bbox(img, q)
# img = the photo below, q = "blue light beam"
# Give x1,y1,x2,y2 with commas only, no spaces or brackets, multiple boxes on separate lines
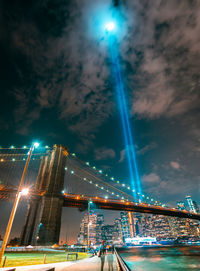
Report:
108,33,143,201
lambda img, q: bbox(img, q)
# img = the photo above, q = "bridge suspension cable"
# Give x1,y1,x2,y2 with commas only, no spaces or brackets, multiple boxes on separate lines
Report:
66,158,134,201
0,147,49,188
0,146,164,206
67,154,163,206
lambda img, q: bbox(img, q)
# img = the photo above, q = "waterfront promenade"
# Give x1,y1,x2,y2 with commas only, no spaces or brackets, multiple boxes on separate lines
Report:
0,254,118,271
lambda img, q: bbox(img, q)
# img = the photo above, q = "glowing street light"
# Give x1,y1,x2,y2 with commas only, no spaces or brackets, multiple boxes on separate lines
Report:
0,141,39,264
33,142,40,148
21,188,29,196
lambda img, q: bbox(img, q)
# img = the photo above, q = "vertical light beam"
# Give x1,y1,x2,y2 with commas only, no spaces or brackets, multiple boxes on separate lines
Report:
108,33,143,201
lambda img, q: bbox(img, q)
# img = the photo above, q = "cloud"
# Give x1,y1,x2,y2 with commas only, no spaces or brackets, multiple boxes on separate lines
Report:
2,0,200,140
137,142,157,155
1,0,114,139
142,173,160,183
170,161,180,170
118,149,126,163
118,145,138,163
118,142,157,164
127,1,200,119
95,147,116,161
146,176,198,200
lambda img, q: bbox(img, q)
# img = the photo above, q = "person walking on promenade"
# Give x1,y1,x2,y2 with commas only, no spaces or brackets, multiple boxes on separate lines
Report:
99,240,106,271
107,244,114,271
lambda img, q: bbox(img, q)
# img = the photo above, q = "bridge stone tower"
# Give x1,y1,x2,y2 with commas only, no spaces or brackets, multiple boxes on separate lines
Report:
21,144,68,245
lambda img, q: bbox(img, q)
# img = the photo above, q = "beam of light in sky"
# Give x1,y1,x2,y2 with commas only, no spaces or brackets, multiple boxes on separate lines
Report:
108,33,143,201
105,22,115,32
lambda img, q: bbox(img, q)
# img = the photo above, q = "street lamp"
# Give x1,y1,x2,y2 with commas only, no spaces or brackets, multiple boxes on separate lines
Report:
87,200,92,252
21,188,29,196
0,142,39,264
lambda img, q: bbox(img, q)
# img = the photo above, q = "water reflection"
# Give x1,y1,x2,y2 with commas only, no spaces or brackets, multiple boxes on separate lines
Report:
118,246,200,271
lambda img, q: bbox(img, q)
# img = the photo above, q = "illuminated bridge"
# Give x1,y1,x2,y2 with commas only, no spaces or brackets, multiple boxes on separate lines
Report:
63,194,200,220
0,144,200,246
1,187,199,221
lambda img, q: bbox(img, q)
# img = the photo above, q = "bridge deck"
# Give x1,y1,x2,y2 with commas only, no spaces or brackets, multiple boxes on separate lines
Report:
1,187,200,220
63,194,200,220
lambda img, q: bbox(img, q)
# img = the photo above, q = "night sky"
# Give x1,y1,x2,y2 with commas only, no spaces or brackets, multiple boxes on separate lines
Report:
0,0,200,243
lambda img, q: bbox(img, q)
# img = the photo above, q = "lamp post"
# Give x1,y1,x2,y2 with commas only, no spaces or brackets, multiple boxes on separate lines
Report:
0,142,39,264
86,199,93,252
87,200,90,252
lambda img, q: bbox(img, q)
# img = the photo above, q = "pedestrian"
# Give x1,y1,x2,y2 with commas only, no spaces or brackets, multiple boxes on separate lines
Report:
99,241,106,271
107,253,114,271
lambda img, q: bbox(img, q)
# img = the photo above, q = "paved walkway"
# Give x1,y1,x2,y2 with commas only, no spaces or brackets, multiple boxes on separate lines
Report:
0,261,75,271
0,254,118,271
61,255,118,271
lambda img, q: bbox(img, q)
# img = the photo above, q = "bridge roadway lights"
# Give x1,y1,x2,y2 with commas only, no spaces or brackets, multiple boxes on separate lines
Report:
63,195,200,221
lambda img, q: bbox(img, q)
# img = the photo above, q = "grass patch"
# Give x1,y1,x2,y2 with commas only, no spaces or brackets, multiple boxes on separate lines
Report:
3,251,87,267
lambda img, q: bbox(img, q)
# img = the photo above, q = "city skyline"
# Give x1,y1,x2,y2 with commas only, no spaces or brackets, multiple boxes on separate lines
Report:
76,204,199,247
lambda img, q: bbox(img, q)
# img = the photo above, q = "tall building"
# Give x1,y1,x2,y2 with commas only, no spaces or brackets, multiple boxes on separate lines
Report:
193,201,199,214
177,201,186,210
134,213,199,240
152,215,173,240
96,214,104,243
186,196,197,213
101,225,115,245
113,218,123,244
134,214,155,237
78,212,104,245
169,217,197,238
101,219,123,245
120,211,131,241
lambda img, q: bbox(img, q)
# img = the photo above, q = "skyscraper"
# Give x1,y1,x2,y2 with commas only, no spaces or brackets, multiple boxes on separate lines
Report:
193,201,199,214
101,225,115,245
186,196,197,213
120,211,131,241
113,218,123,244
101,219,123,245
78,212,104,245
96,214,104,244
177,201,186,210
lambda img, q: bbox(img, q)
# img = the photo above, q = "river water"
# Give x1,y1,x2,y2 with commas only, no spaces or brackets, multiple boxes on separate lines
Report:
118,246,200,270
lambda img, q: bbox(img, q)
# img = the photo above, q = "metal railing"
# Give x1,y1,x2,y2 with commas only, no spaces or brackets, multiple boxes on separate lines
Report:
114,248,130,271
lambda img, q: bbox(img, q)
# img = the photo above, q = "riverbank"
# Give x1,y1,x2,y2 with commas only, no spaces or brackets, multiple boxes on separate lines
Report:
117,245,200,270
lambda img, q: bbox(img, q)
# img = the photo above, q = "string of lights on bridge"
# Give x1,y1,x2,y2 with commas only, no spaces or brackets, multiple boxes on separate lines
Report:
68,153,163,206
0,146,163,206
0,154,45,163
0,145,51,163
67,170,130,202
0,145,51,149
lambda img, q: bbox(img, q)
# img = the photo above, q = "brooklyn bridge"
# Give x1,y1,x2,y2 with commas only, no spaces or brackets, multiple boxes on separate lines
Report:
0,144,199,246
